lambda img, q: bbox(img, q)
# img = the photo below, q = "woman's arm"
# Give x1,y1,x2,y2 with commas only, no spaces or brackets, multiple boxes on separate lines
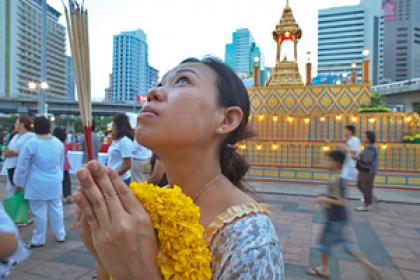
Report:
13,144,32,187
0,233,18,260
148,159,165,185
3,149,18,157
117,157,131,176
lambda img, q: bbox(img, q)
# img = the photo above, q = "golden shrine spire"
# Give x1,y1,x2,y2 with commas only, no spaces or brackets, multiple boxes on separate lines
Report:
266,0,303,86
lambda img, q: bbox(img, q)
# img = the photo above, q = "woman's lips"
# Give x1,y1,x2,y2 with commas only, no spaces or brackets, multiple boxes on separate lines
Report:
139,106,158,118
139,111,157,117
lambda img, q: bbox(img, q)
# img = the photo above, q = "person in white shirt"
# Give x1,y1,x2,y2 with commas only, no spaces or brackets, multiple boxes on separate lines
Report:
131,138,152,182
13,116,66,248
107,114,134,184
341,125,361,183
2,116,35,195
0,203,30,279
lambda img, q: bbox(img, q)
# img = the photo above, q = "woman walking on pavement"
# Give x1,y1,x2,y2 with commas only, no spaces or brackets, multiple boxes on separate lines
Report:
14,116,66,248
355,131,379,211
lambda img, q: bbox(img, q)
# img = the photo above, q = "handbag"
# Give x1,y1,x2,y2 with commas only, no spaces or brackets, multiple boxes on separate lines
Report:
3,192,30,225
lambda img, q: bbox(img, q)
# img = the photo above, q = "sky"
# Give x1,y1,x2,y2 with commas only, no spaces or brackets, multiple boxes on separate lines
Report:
48,0,361,100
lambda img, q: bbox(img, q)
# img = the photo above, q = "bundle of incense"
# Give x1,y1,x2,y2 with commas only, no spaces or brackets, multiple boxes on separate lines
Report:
62,0,93,160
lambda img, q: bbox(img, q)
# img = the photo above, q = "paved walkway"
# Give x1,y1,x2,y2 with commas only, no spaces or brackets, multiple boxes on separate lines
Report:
1,176,420,279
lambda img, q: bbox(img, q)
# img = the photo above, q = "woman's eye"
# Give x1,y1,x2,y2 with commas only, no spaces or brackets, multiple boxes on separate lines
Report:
175,77,190,85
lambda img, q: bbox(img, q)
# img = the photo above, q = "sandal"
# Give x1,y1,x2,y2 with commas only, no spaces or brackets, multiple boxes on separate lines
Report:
306,267,330,279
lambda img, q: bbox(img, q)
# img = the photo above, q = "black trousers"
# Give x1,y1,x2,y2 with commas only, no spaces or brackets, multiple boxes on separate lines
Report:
63,170,72,198
7,168,15,186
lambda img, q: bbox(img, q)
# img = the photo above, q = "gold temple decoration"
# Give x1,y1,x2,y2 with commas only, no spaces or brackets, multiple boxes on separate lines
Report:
266,0,303,86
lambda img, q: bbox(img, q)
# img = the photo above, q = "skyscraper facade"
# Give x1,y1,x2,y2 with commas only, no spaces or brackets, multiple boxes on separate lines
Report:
66,56,75,101
0,0,67,99
111,29,157,103
225,28,263,78
317,0,384,85
382,0,420,81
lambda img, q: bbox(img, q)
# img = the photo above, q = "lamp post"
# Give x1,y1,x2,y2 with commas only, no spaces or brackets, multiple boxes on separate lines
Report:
306,51,312,85
342,71,348,84
28,81,49,115
362,48,370,83
253,56,260,87
351,62,357,84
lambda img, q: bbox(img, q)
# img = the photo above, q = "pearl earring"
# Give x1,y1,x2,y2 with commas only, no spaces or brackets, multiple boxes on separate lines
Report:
218,128,223,132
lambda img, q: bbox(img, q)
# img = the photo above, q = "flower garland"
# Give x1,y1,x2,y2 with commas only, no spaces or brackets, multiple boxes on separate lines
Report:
130,182,212,280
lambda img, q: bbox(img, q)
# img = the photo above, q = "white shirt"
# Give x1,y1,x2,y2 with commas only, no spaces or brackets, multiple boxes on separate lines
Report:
131,140,152,160
0,203,30,279
3,132,35,169
342,136,361,182
13,136,64,200
107,136,133,180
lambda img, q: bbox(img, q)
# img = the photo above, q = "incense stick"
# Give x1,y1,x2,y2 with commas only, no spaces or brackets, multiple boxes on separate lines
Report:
63,0,93,160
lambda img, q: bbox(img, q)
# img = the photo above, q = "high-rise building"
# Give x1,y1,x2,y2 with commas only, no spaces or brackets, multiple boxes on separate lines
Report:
104,74,112,102
149,66,159,89
0,0,67,99
66,56,75,101
382,0,420,81
111,29,157,103
317,0,384,85
225,28,264,79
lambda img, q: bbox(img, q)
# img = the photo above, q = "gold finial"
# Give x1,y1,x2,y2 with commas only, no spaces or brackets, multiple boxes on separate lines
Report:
286,0,289,7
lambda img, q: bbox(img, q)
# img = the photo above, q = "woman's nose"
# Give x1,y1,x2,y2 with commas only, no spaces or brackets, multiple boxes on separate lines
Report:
147,87,165,103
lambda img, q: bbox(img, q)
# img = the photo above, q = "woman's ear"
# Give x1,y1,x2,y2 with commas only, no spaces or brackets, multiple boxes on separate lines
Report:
215,106,243,135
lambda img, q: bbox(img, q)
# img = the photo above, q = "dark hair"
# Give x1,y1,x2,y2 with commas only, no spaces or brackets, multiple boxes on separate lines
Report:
180,57,253,190
91,119,96,132
112,113,133,140
17,115,33,131
33,116,51,135
345,125,355,135
365,131,376,144
328,150,346,168
53,127,67,143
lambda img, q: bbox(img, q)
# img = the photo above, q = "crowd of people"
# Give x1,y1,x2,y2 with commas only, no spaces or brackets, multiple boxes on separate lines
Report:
0,57,383,280
0,112,167,278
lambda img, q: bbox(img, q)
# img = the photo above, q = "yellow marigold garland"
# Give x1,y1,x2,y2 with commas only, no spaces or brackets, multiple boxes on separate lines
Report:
129,181,212,280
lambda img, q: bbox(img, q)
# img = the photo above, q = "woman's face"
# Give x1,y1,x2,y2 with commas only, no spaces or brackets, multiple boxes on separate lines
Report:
363,134,369,144
15,119,23,132
136,62,223,152
111,122,118,139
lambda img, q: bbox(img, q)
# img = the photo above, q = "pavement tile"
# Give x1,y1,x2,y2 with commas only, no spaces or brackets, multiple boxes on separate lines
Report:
394,227,420,239
16,260,91,280
352,221,395,267
400,270,420,280
393,258,420,272
337,260,367,280
2,178,420,279
7,270,49,280
55,249,96,269
385,246,418,260
378,267,405,280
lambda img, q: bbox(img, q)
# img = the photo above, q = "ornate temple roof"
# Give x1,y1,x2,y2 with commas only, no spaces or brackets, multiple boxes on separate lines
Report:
273,0,302,39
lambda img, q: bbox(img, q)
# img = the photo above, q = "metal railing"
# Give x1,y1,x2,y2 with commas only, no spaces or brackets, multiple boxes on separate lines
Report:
373,78,420,95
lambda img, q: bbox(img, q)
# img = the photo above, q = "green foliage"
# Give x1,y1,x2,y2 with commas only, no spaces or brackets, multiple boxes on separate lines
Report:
357,106,393,113
0,114,18,130
358,91,392,113
403,134,420,144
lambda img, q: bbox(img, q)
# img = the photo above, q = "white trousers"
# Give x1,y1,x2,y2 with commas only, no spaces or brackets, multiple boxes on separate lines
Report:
28,199,66,245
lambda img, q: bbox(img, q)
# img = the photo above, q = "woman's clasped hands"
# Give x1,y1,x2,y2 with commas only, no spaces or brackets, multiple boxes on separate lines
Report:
74,161,162,280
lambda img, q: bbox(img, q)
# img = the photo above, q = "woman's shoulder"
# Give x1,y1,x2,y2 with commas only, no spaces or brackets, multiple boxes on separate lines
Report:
206,203,284,279
204,203,277,247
